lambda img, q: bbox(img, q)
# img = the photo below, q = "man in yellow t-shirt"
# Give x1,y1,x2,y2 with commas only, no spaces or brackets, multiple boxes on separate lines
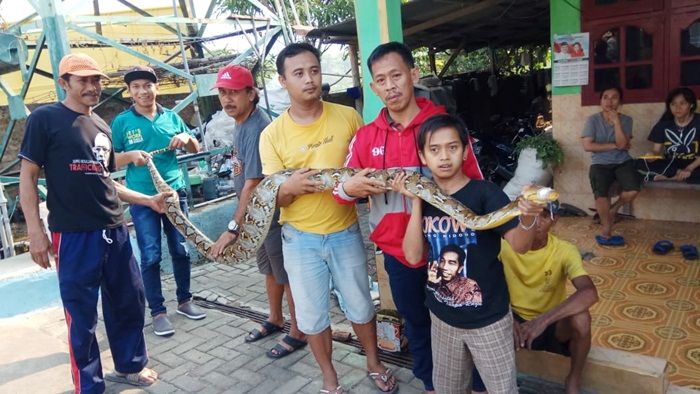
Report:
472,201,598,394
259,42,397,394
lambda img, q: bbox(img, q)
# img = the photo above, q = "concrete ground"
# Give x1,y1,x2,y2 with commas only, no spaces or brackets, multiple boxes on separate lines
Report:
0,258,425,394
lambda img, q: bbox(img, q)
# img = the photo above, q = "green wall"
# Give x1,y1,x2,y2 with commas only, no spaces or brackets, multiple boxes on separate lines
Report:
551,0,582,96
354,0,404,122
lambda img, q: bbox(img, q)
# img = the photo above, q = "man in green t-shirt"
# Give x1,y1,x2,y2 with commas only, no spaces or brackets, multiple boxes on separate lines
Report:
112,66,205,337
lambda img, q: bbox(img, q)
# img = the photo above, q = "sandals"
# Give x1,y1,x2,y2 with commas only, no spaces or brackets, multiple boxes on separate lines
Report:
367,367,398,393
595,234,625,247
652,240,674,255
680,244,699,260
245,320,283,343
320,386,344,394
651,241,698,260
104,368,158,387
266,334,307,359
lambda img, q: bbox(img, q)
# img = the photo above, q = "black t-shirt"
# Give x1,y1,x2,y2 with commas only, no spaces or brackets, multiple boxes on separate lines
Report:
648,115,700,165
19,102,123,232
422,180,517,329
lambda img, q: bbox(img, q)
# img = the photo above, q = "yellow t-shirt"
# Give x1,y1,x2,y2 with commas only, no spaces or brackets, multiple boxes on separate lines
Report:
500,234,588,321
259,101,363,234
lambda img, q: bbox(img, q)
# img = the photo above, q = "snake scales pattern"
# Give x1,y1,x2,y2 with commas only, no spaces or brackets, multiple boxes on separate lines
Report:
144,153,559,265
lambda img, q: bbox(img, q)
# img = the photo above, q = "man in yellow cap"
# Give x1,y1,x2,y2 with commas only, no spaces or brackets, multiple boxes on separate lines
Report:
19,53,162,392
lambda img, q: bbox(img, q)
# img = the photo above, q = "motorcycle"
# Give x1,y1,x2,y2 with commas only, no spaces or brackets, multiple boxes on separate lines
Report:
471,115,540,186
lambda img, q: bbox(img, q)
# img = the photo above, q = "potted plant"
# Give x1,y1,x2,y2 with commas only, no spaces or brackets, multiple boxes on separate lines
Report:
502,134,564,200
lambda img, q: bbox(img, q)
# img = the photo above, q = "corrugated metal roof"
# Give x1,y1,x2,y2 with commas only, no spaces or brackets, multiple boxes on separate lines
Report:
307,0,550,51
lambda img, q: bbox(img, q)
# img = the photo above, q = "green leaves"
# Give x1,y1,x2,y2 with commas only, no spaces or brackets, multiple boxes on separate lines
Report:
216,0,354,27
515,134,564,169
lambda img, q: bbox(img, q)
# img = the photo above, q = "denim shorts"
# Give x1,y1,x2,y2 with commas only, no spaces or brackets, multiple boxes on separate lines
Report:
281,222,375,335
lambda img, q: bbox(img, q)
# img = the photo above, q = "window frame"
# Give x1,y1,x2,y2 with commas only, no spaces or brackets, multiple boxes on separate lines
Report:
582,13,665,105
581,1,700,106
668,6,700,98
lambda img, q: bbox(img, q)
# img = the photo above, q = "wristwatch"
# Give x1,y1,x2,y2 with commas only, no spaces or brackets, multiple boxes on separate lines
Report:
227,219,240,235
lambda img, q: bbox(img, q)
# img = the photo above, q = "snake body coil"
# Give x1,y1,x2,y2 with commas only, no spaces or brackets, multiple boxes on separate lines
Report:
145,157,558,265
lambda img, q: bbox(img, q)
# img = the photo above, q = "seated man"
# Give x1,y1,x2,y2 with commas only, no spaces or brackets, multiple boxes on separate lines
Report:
472,201,598,394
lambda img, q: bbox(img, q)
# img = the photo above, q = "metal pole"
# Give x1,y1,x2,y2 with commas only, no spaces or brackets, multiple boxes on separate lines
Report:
172,0,202,130
286,0,301,26
301,0,311,24
93,0,102,35
0,183,15,258
272,0,291,44
257,20,274,117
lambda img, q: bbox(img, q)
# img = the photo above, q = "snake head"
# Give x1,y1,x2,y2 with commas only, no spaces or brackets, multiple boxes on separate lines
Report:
521,185,560,203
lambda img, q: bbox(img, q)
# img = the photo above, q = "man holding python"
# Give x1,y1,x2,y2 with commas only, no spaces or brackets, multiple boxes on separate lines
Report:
112,65,206,337
333,42,483,394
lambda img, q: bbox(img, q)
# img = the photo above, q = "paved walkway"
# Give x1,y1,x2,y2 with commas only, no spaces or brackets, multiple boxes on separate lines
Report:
0,258,425,394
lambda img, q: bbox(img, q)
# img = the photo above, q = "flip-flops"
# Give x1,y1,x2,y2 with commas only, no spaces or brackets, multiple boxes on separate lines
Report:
104,369,157,387
680,244,699,260
266,334,307,359
595,235,625,246
652,240,674,255
245,321,283,343
367,368,398,393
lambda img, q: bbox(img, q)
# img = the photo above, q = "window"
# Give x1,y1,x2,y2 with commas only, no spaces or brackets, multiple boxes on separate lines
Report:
582,2,700,105
670,15,700,94
583,16,664,104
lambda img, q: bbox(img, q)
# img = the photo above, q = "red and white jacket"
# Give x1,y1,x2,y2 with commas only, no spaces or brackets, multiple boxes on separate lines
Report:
333,98,483,267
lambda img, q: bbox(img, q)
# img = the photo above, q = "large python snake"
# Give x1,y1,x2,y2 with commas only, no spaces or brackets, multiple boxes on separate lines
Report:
144,149,559,265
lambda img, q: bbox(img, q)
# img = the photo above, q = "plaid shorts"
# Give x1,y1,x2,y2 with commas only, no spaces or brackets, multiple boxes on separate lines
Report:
431,311,517,394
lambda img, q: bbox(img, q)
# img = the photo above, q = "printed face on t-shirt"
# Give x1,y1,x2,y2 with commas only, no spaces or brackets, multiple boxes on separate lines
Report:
92,132,111,176
438,251,462,281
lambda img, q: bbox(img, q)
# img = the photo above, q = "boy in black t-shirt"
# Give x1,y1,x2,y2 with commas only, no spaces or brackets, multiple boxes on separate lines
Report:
394,114,545,394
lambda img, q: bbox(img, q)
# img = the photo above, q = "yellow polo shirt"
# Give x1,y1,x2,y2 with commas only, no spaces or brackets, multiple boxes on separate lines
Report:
500,234,588,321
259,101,363,234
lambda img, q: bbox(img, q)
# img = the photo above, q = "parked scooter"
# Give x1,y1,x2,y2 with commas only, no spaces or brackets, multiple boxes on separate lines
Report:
471,114,539,186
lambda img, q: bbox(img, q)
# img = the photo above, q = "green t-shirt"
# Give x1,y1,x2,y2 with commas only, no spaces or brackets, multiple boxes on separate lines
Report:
112,105,192,195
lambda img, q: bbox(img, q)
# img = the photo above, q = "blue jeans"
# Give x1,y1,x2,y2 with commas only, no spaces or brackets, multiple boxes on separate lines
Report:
130,189,191,317
384,253,434,391
281,222,375,335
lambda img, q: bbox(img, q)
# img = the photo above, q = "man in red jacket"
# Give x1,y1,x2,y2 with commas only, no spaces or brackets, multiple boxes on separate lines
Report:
333,42,482,393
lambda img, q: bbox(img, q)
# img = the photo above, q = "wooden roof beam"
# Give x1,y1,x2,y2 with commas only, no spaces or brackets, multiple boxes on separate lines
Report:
403,0,500,37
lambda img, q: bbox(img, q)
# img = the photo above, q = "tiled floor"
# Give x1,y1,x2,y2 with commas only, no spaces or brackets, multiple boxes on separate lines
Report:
553,216,700,390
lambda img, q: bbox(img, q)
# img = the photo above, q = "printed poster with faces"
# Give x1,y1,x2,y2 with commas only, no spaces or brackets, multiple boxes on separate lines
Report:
553,32,589,87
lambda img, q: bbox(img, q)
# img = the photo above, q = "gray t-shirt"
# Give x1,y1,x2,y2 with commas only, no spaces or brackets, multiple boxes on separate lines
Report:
581,112,633,165
232,108,271,195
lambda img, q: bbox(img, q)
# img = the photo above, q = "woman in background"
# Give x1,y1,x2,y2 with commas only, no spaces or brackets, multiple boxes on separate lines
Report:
581,86,641,247
638,87,700,184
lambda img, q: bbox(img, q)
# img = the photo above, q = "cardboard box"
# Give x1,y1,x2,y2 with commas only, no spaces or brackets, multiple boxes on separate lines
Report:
376,310,402,353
